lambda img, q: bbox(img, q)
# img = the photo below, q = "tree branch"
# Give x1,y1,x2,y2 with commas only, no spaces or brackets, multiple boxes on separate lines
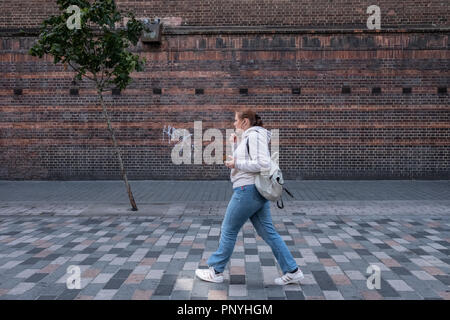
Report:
67,61,96,82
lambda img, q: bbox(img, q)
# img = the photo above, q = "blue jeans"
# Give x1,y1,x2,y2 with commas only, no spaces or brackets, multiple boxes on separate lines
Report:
207,184,298,274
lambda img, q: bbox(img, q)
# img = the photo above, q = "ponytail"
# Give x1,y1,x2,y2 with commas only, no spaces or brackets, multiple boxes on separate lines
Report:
254,114,263,127
237,109,264,127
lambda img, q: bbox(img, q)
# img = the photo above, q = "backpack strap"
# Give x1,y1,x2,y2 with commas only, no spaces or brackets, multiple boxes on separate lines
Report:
245,129,259,161
283,187,294,198
276,198,284,209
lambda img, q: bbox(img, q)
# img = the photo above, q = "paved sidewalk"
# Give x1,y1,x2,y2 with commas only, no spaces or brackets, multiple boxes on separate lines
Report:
0,180,449,300
1,180,449,217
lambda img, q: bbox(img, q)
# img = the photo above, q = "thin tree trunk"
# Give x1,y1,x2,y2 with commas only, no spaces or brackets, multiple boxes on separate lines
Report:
98,89,138,211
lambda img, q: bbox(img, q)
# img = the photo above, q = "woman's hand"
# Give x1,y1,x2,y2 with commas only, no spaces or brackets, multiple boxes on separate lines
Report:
225,155,235,169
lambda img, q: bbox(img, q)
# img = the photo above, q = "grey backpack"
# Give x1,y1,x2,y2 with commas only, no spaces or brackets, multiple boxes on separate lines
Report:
246,133,294,209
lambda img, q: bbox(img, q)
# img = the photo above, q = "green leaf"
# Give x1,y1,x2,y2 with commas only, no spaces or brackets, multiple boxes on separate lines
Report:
30,0,145,91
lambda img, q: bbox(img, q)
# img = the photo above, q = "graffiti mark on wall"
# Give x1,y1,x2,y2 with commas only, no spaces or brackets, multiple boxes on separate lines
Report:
163,125,195,156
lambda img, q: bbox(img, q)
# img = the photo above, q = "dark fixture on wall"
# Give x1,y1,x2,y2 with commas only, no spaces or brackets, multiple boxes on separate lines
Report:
70,88,79,95
112,88,121,96
153,88,162,94
342,86,351,94
292,88,301,95
13,88,22,95
403,87,412,94
437,87,447,95
372,87,381,95
195,88,204,95
239,88,248,94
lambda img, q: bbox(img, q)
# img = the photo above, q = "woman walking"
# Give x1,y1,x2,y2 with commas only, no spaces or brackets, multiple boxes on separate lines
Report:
195,109,304,285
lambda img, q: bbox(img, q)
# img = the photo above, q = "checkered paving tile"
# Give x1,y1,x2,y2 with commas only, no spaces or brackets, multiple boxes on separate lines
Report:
0,214,449,300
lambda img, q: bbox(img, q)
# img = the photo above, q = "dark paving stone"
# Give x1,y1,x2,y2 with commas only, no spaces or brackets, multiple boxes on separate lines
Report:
63,242,78,248
27,248,44,254
434,275,450,285
390,267,412,276
37,295,57,300
285,291,305,300
25,273,48,282
13,243,28,248
230,275,246,285
189,249,204,255
244,248,258,255
1,231,20,236
315,251,331,259
260,258,275,266
311,271,338,291
104,278,126,290
43,254,60,261
82,247,97,254
379,278,400,298
154,284,174,296
354,248,371,256
409,248,429,256
160,275,177,286
113,269,133,279
57,289,81,300
390,255,411,263
20,257,41,265
358,223,372,228
247,282,264,290
145,251,161,258
436,241,449,247
80,257,99,265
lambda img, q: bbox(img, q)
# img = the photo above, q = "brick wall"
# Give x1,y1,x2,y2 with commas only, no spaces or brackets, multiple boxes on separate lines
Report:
0,1,449,180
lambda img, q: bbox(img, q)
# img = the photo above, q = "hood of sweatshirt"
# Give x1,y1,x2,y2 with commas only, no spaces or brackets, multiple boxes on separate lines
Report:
242,126,272,142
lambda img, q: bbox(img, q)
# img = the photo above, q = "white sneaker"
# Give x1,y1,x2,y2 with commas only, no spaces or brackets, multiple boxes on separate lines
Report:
274,268,304,285
195,267,224,283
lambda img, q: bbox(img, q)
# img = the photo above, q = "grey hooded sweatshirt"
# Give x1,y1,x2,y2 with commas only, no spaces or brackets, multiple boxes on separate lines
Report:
230,126,272,189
